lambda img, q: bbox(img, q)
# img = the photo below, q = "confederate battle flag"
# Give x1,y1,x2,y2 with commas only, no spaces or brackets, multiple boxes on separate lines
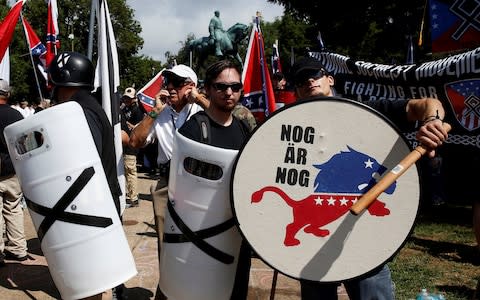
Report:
137,70,165,113
241,13,276,123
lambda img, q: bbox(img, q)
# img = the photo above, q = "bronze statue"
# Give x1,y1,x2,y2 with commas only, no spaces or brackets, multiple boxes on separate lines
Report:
209,10,224,56
189,11,249,66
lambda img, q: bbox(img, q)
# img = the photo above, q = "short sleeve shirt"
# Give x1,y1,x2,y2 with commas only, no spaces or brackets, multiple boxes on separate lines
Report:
145,103,203,164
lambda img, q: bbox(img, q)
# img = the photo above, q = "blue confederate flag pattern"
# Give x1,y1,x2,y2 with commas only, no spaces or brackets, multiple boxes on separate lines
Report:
137,70,164,113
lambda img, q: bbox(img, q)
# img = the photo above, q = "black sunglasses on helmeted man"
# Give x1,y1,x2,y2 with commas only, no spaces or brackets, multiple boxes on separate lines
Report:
211,82,243,92
294,69,329,87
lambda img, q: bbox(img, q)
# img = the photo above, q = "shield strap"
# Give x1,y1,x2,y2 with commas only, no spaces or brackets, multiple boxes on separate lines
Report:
165,198,235,264
26,166,113,242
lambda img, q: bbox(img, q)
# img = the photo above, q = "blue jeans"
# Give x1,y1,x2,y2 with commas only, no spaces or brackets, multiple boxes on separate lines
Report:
300,264,395,300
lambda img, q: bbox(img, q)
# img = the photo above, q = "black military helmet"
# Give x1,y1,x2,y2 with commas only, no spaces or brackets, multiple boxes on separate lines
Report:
49,52,94,88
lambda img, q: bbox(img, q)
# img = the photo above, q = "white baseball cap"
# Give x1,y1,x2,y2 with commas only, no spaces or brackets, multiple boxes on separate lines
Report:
123,87,136,99
0,79,10,93
163,64,198,86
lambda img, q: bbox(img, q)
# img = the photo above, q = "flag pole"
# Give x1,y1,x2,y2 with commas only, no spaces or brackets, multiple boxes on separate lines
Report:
21,14,44,102
406,35,414,64
417,0,428,47
256,11,270,116
87,0,96,59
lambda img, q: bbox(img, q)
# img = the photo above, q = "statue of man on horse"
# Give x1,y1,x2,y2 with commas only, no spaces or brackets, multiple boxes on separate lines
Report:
189,11,249,67
209,10,224,56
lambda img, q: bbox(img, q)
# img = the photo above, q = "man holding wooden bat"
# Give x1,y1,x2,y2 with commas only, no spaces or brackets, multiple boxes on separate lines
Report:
290,57,449,300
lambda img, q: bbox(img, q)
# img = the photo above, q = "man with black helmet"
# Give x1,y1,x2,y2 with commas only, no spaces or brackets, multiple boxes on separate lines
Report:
49,51,122,216
48,51,124,300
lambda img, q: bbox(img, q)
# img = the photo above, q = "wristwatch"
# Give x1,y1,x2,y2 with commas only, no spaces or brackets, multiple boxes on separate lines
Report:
148,110,159,119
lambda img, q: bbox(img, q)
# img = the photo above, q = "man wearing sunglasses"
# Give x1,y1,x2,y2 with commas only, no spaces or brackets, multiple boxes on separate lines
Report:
180,60,250,148
290,57,448,299
174,60,251,300
129,64,206,170
129,64,208,298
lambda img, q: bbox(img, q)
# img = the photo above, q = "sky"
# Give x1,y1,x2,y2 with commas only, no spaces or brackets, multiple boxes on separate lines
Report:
126,0,285,62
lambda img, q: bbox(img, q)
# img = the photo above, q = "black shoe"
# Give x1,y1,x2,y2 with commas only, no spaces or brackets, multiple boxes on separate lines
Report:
4,251,28,261
126,199,139,207
112,283,127,300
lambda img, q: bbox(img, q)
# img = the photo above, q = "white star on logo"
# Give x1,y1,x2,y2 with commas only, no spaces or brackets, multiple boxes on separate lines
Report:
365,159,374,168
340,198,349,206
315,196,323,205
327,197,336,206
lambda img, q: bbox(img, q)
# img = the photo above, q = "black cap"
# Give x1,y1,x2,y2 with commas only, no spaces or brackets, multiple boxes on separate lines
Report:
290,57,326,78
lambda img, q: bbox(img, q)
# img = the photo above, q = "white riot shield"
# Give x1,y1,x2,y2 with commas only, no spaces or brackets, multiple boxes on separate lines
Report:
159,131,242,300
3,102,137,300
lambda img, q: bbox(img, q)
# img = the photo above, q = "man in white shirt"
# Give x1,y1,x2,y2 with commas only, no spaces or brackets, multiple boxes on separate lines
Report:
130,64,209,169
129,65,208,298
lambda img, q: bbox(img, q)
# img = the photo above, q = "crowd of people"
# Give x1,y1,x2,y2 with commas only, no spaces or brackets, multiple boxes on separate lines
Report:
0,48,478,300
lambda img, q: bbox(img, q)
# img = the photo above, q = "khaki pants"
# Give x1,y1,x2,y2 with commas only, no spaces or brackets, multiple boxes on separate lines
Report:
0,175,27,257
123,154,138,201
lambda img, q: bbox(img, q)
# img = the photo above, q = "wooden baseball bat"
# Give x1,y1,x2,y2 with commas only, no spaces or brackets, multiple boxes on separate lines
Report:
350,123,451,215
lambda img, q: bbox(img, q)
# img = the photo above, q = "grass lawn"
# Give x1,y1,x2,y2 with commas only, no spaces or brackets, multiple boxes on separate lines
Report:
389,203,479,299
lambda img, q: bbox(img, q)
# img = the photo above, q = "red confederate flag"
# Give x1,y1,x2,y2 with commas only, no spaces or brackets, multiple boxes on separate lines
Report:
22,16,48,80
22,17,47,59
137,69,165,113
241,14,276,123
46,0,59,68
0,0,25,62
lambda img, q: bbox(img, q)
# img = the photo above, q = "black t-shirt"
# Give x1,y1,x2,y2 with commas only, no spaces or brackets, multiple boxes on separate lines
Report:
179,111,249,150
71,89,122,216
365,99,413,132
122,102,144,125
122,103,144,156
297,96,413,132
120,109,139,156
0,104,24,176
179,110,252,299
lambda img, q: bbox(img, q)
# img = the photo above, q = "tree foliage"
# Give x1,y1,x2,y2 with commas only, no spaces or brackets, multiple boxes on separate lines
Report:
1,0,162,104
261,13,315,75
268,0,429,64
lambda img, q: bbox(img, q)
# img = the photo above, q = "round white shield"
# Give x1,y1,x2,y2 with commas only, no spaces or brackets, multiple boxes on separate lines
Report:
231,97,420,282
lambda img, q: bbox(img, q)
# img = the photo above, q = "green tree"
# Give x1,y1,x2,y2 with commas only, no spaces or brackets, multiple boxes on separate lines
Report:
2,0,159,104
268,0,428,63
261,13,315,74
122,55,162,91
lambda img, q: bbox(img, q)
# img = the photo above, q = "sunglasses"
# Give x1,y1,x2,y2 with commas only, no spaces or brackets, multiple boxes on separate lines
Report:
164,76,191,88
211,82,243,92
295,69,329,87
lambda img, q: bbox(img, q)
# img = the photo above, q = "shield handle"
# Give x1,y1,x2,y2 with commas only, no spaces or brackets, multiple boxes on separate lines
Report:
350,122,451,215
